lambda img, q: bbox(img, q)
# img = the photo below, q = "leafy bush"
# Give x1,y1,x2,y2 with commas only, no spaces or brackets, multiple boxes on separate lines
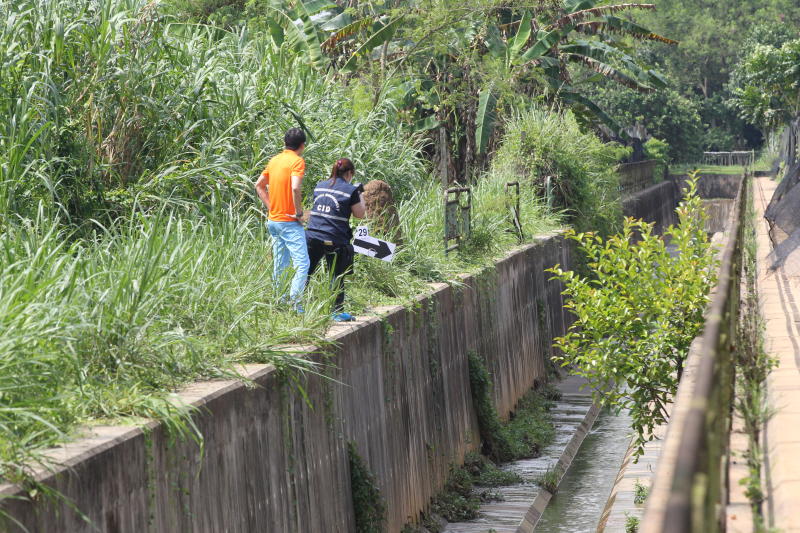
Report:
633,480,649,505
491,108,624,236
729,38,800,129
427,465,481,524
348,442,386,533
625,514,641,533
467,352,556,463
589,83,705,163
548,175,718,459
462,452,522,487
503,389,556,460
468,352,515,463
644,138,670,179
347,177,559,310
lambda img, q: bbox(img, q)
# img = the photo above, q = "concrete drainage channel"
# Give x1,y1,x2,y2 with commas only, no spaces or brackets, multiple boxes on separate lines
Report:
443,375,600,533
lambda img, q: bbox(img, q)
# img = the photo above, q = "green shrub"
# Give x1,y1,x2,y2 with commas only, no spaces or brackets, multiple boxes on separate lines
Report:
468,352,515,463
549,174,718,459
625,514,641,533
491,108,624,236
427,465,481,524
535,465,561,494
467,352,557,463
644,138,671,179
503,389,556,460
462,452,522,487
348,442,387,533
633,480,649,505
0,0,428,225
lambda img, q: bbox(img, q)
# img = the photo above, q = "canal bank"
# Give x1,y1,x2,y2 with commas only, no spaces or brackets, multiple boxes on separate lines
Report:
0,177,685,532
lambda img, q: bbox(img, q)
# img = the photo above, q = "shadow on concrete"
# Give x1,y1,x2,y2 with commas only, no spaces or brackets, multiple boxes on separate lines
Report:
766,159,800,274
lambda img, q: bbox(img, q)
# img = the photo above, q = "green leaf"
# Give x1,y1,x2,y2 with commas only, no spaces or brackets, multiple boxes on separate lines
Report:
413,114,440,132
301,0,337,16
322,16,374,52
560,40,659,92
509,11,532,61
517,26,569,64
475,85,497,156
484,24,507,59
267,18,285,47
266,7,326,71
341,16,404,72
320,12,353,32
565,0,597,13
576,16,678,45
297,2,327,71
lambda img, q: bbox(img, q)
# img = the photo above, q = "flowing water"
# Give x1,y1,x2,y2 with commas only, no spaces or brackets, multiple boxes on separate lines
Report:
444,377,596,533
535,409,633,532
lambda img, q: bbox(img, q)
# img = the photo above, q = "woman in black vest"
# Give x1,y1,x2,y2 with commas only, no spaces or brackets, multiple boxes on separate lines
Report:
305,158,365,322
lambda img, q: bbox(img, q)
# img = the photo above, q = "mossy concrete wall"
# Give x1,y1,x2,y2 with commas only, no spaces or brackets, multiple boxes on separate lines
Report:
623,175,743,236
622,180,680,234
0,234,573,533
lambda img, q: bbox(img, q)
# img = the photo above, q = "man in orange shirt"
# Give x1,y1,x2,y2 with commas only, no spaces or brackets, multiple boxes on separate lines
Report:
255,128,310,309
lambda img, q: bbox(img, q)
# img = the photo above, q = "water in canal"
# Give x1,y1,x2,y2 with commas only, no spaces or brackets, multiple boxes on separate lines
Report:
535,408,633,532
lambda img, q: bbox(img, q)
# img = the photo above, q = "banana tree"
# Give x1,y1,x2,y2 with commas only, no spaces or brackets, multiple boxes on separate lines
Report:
474,0,676,149
261,0,405,75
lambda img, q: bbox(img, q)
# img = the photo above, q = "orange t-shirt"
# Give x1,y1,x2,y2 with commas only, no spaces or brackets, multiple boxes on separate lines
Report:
262,150,306,222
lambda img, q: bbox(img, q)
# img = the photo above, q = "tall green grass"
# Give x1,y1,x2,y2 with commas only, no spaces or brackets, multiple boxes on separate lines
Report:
0,0,562,496
0,0,427,225
0,180,558,487
349,175,560,309
0,208,336,482
492,108,626,236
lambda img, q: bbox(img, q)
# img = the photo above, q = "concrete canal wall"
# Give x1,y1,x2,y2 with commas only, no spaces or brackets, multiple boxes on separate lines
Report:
622,180,679,234
0,234,573,533
0,181,683,533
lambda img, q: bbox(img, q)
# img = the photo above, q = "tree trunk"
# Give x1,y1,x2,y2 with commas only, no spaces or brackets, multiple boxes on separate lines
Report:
437,126,450,187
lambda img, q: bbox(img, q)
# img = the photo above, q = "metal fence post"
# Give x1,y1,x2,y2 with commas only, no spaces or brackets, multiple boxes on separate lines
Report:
505,181,523,242
444,187,472,255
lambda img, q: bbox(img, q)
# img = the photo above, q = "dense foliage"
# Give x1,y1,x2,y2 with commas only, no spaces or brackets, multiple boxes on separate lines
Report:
590,84,703,162
348,442,387,533
0,0,426,225
549,176,718,458
730,38,800,130
166,0,673,179
0,0,569,496
491,108,625,235
0,0,750,520
583,1,800,159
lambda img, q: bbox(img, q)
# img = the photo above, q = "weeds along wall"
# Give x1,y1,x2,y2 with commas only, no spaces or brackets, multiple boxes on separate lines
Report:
0,233,573,533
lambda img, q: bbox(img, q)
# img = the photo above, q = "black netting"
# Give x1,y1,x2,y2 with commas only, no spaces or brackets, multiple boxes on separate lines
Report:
766,118,800,269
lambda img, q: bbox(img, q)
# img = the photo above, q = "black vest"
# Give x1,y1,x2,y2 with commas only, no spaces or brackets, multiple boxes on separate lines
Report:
306,178,359,245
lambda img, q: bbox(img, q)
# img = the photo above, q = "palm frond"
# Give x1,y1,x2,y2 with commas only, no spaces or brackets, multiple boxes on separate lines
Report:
341,16,404,72
560,39,663,90
564,54,654,92
321,17,375,53
575,17,678,45
551,4,657,29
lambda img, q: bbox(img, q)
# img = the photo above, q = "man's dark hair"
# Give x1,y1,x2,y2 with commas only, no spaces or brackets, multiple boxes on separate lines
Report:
284,128,307,150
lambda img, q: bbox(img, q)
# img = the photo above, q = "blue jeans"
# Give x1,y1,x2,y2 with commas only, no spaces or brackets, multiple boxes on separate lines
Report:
267,220,310,303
